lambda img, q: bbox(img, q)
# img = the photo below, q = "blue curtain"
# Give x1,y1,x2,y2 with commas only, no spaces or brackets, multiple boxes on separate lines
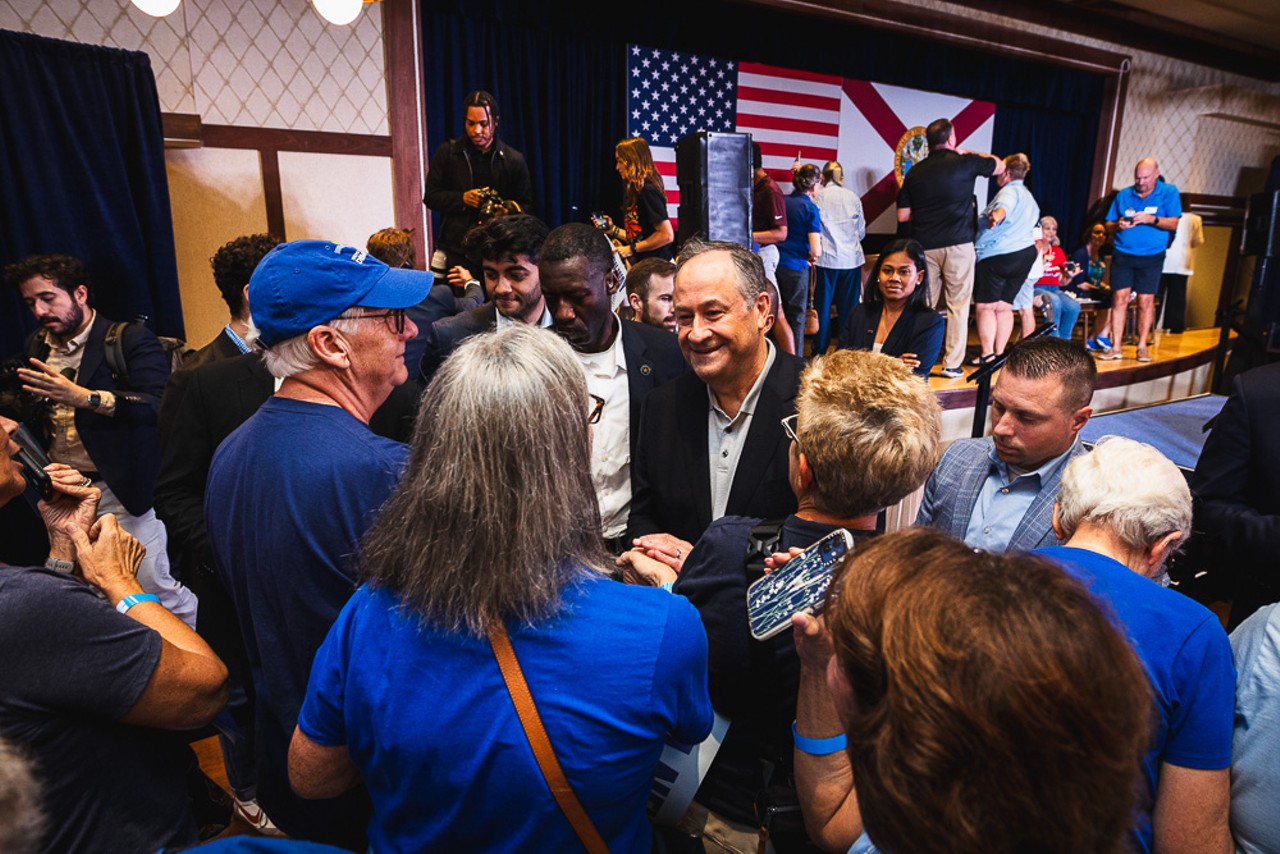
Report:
0,30,182,359
421,0,1106,249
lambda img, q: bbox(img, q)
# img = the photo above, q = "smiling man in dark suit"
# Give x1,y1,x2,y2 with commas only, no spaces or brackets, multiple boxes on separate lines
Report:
626,239,802,568
539,224,686,551
417,214,551,386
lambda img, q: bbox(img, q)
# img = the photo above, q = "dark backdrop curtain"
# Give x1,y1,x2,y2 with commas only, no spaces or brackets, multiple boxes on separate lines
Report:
0,30,182,360
421,0,1106,252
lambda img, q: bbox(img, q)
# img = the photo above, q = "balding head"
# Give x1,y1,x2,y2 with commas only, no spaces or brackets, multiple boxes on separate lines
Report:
1134,158,1160,195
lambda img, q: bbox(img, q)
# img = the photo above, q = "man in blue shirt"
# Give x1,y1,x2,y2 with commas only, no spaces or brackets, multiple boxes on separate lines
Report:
916,336,1094,550
1103,159,1182,362
205,240,431,847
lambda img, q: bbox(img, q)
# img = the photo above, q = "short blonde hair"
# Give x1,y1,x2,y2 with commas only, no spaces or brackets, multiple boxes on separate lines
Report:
1056,436,1191,553
796,350,941,517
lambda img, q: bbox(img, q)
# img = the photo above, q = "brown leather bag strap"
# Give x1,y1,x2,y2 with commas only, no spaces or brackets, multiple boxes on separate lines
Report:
487,623,609,854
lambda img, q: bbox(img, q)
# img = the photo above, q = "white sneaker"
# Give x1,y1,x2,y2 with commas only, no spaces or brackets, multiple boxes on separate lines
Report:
234,798,286,837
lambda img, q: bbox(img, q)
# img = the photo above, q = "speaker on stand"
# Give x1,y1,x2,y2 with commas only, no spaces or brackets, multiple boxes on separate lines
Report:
675,131,753,248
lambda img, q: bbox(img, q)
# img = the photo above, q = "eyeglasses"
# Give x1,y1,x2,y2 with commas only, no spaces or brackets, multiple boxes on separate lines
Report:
346,309,408,335
781,413,800,444
782,413,821,489
588,394,605,424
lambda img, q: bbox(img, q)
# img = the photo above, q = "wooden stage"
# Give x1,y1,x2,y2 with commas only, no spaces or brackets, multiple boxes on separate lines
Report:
924,328,1225,412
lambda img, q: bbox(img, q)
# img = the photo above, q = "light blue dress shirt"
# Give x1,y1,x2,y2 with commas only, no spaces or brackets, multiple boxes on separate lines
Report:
964,443,1072,551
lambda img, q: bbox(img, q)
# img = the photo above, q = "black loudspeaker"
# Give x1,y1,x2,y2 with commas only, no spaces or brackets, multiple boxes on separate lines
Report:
1242,191,1280,258
675,131,752,248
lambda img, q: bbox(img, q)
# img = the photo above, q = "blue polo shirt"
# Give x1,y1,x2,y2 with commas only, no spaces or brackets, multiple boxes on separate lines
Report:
1107,182,1182,257
975,179,1039,260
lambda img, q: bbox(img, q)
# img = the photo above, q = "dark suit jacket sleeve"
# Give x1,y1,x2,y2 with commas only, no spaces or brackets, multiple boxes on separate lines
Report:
908,309,945,378
454,282,484,312
156,365,192,444
1193,373,1280,562
154,366,217,557
916,453,945,528
110,322,169,425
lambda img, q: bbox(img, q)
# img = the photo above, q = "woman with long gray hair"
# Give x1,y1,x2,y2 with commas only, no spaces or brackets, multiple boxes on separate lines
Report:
288,325,713,852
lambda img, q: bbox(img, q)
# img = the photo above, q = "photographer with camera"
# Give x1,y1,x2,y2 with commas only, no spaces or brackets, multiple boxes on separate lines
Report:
422,90,533,277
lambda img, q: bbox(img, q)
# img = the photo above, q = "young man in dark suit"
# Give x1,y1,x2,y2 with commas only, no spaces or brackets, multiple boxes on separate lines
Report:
417,214,551,385
539,224,686,551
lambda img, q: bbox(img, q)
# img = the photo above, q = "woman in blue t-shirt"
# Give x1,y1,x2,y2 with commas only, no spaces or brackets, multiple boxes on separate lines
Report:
289,326,713,854
777,163,823,352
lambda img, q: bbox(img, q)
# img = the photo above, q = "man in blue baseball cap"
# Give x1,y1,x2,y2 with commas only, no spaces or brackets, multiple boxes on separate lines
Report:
203,240,431,847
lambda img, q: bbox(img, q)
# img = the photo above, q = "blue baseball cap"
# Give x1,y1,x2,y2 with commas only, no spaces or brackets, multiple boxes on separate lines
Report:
250,240,434,348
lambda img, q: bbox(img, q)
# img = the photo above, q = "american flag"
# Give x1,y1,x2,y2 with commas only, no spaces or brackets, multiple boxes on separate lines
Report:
626,44,842,224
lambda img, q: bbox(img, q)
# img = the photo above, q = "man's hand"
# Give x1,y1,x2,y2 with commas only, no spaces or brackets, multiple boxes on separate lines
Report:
37,464,101,558
616,548,678,587
462,188,487,209
446,265,476,288
69,514,145,601
17,358,91,407
631,533,694,574
900,352,921,371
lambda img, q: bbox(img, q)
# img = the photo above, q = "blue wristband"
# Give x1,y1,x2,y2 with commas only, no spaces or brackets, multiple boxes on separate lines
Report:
659,581,675,593
792,720,847,755
116,593,161,614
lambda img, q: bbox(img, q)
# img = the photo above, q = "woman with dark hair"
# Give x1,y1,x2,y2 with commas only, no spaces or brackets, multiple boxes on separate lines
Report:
598,137,675,263
836,238,943,377
1067,221,1117,352
289,326,713,852
790,528,1153,853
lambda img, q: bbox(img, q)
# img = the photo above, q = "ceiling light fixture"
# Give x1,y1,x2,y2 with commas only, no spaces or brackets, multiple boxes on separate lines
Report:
130,0,181,17
312,0,363,26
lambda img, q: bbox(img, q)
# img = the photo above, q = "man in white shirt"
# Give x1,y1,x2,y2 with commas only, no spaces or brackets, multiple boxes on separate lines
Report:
538,224,686,552
814,161,867,354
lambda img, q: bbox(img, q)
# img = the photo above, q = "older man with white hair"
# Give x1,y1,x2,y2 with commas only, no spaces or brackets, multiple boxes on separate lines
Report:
1038,436,1234,854
205,240,430,848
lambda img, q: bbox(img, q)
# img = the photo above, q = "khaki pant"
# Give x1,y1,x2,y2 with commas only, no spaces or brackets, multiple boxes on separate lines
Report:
676,799,769,854
925,243,976,369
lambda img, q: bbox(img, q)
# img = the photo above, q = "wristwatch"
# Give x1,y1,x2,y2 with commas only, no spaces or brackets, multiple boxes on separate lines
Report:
85,391,102,409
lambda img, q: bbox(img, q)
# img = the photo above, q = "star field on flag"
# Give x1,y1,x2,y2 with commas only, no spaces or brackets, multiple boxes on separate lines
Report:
626,45,738,145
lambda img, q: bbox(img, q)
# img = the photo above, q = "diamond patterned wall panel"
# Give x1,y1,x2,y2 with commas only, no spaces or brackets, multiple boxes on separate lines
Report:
0,0,388,135
0,0,196,112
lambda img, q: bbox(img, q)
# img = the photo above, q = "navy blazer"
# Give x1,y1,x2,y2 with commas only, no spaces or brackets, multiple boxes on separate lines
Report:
617,320,686,458
417,302,498,386
404,283,483,387
628,350,802,544
837,302,944,378
26,314,169,516
916,437,1085,551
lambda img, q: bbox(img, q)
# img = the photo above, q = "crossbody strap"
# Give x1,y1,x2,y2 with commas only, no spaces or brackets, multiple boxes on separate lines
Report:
487,623,609,854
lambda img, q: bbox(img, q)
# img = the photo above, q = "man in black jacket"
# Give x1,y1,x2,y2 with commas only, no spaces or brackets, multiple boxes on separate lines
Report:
8,254,195,626
422,90,533,274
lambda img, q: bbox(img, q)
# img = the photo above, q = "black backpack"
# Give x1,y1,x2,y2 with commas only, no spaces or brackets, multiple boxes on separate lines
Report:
102,320,195,387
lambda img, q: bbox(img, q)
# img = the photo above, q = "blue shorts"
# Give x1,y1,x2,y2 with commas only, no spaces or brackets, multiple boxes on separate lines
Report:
1110,251,1164,295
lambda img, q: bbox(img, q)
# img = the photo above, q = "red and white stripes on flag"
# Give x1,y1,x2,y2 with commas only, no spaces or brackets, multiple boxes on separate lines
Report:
626,44,996,235
735,62,842,188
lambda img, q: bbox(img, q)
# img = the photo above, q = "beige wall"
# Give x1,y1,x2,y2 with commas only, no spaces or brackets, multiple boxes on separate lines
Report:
1,0,392,345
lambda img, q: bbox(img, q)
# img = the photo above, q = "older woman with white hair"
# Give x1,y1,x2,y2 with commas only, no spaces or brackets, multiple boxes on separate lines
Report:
1037,436,1234,854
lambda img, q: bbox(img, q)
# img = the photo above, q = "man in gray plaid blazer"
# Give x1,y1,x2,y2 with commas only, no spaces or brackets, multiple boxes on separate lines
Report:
917,337,1095,551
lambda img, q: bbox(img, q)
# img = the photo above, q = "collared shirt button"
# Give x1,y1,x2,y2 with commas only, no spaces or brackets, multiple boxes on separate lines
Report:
1000,488,1009,494
984,527,991,534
